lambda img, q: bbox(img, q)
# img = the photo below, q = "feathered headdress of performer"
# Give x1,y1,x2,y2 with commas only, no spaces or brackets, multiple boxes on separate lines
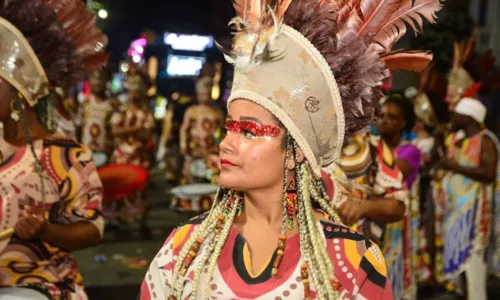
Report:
446,29,481,109
220,0,444,177
0,0,108,107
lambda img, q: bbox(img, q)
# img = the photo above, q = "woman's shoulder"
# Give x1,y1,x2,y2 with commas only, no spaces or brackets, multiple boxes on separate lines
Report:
317,215,368,243
41,137,93,168
160,212,210,249
42,137,91,157
318,217,390,296
43,137,83,149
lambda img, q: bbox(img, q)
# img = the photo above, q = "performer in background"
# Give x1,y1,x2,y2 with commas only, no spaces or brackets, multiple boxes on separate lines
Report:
377,95,422,299
434,98,499,300
140,0,443,298
0,0,107,299
180,69,224,184
77,70,114,159
109,72,154,235
331,132,407,240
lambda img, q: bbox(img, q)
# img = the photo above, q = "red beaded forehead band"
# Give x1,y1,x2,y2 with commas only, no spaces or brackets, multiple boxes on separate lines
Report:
225,120,281,138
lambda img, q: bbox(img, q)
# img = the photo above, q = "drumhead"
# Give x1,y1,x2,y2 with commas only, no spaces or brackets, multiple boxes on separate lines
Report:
93,152,108,167
170,184,218,197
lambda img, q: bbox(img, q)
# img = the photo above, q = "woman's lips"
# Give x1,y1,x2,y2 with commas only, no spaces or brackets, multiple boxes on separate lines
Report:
220,159,237,167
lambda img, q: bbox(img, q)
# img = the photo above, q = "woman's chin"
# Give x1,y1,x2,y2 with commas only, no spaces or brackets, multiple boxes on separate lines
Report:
218,174,243,191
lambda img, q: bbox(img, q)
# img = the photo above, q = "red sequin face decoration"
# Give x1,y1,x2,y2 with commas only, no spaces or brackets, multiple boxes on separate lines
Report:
224,120,281,139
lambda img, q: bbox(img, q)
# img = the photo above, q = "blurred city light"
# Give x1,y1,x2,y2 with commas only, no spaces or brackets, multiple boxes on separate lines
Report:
98,9,108,19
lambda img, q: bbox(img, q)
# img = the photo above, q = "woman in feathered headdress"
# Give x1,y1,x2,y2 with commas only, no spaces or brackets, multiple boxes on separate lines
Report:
0,0,107,299
140,0,443,299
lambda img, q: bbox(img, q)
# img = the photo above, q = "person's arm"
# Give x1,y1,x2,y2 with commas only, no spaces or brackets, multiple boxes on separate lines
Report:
51,146,104,251
429,126,448,164
110,110,142,137
361,197,405,222
438,135,498,183
111,125,142,136
15,145,104,251
179,107,193,155
394,145,421,183
338,196,405,226
160,106,174,145
41,222,101,251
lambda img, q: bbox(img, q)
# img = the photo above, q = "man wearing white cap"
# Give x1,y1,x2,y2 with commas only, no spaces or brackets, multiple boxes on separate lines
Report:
435,97,500,299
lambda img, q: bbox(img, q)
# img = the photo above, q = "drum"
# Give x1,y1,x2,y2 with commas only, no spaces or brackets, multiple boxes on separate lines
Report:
170,184,218,212
97,164,149,201
93,152,108,168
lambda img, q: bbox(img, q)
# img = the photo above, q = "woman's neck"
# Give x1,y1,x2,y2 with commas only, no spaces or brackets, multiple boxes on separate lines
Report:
3,109,53,146
241,184,285,229
383,133,402,150
464,123,483,138
415,129,430,140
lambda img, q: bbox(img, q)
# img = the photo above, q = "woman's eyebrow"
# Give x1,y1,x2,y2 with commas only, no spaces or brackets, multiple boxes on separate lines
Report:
240,116,263,125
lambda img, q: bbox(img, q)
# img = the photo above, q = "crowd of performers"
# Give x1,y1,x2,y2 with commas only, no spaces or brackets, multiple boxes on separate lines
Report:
0,0,499,299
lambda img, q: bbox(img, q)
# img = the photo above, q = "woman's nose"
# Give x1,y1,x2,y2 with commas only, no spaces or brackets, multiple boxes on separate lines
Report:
219,132,238,155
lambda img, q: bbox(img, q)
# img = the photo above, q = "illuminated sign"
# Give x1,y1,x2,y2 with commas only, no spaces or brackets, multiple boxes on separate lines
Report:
167,55,206,77
164,33,214,51
128,38,147,63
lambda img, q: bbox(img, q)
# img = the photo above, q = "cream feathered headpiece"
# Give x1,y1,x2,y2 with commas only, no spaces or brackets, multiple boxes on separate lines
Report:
0,0,108,107
221,0,444,178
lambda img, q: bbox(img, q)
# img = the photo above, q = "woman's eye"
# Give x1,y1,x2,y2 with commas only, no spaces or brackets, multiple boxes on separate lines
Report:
243,130,256,138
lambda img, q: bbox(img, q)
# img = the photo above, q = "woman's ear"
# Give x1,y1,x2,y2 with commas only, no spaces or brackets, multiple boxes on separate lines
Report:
287,147,305,170
296,147,305,163
287,151,295,170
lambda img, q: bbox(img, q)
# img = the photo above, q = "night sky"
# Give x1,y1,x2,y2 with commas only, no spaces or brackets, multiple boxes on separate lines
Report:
97,0,234,61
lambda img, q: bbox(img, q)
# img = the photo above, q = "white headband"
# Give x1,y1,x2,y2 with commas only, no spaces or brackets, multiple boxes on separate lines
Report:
454,97,486,123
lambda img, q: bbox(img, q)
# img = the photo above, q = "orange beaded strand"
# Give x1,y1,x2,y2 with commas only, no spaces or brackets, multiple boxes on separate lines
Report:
301,263,312,300
271,234,287,276
180,237,203,276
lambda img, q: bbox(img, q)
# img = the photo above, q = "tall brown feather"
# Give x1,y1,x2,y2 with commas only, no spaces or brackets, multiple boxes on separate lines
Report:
373,0,444,51
276,0,292,20
42,0,108,73
337,0,362,25
453,41,462,69
381,51,433,71
357,0,402,36
234,0,290,22
462,27,477,66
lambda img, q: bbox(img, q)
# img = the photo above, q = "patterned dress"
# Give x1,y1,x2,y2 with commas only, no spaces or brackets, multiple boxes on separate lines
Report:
110,105,155,168
78,95,114,154
384,143,421,300
332,133,412,299
335,133,407,243
106,105,154,224
139,212,393,299
181,104,223,184
0,137,104,300
437,130,500,292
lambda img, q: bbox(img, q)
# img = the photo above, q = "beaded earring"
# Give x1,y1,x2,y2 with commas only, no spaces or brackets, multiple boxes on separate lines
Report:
10,99,22,121
285,175,298,231
223,191,243,217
